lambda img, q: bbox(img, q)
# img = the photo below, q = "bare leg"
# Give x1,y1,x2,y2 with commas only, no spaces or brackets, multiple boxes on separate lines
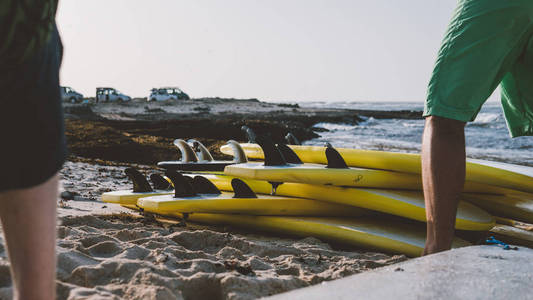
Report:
421,116,466,255
0,174,58,300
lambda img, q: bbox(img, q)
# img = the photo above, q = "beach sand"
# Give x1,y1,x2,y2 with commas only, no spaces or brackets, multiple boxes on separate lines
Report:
0,161,407,299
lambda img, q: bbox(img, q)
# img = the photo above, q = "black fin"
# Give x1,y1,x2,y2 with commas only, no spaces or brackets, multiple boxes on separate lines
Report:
231,179,257,198
241,126,257,143
125,168,153,193
188,139,214,162
174,139,198,162
164,171,196,198
183,175,194,189
227,140,248,163
150,174,172,190
276,144,302,164
325,145,349,169
269,182,283,195
256,136,287,166
192,176,222,194
285,132,301,145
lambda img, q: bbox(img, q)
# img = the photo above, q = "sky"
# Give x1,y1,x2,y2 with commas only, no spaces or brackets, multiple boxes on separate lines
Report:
56,0,499,102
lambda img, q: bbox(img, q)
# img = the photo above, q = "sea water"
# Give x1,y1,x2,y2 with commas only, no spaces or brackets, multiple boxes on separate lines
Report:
299,101,533,166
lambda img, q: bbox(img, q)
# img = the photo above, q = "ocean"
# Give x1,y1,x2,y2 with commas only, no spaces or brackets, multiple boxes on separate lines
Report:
299,101,533,166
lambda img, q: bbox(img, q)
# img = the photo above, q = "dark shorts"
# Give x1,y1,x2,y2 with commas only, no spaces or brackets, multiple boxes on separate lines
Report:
0,25,66,191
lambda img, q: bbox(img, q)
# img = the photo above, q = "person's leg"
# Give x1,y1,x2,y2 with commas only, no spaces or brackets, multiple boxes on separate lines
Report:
421,116,466,255
422,1,533,255
0,173,59,300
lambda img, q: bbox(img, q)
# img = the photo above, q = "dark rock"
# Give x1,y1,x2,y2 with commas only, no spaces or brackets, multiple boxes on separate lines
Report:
60,191,77,201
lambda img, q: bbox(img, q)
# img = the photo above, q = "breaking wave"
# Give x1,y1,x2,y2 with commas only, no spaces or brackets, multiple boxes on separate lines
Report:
304,102,533,166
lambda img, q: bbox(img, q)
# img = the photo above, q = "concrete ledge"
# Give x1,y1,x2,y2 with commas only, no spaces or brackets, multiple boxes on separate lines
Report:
266,245,533,300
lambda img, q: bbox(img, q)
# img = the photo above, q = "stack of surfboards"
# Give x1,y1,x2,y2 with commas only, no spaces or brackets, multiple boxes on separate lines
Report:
102,137,533,257
220,141,533,222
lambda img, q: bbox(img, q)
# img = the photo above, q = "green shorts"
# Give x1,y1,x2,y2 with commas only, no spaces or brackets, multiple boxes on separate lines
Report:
424,0,533,137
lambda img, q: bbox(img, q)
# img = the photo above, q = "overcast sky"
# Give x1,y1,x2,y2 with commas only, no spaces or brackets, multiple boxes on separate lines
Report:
56,0,497,102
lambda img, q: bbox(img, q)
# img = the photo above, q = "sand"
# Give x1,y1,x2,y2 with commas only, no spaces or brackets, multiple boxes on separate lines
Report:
0,161,407,300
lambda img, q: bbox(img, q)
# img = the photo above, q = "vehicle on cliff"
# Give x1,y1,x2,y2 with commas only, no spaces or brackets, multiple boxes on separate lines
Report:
96,87,131,102
60,86,84,103
148,87,190,101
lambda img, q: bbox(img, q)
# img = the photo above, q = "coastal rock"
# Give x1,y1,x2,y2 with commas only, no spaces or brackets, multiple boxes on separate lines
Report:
63,98,422,165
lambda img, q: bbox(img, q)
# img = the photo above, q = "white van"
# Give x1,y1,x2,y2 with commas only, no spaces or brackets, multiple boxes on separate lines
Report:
60,86,84,103
96,87,131,102
148,87,190,101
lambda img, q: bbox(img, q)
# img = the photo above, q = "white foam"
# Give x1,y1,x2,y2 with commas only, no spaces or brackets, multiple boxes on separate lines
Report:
314,123,356,131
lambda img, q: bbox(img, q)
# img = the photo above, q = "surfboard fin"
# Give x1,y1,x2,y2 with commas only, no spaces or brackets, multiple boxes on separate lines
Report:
325,144,349,169
269,182,283,195
241,126,257,143
183,175,194,188
285,132,301,145
150,174,172,190
174,139,199,163
164,171,196,198
192,176,222,194
226,140,248,163
276,143,303,164
256,136,287,166
232,179,257,198
188,139,214,162
125,168,153,193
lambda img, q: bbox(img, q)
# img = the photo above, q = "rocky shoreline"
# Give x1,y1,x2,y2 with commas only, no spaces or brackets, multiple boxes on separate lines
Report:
64,98,422,165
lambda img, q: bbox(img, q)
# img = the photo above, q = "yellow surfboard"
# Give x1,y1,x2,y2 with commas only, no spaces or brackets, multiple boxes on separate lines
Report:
221,143,533,194
168,213,471,257
490,224,533,249
223,162,509,194
102,190,173,206
102,168,174,206
199,174,495,231
462,192,533,224
103,197,470,257
224,162,424,190
137,192,367,217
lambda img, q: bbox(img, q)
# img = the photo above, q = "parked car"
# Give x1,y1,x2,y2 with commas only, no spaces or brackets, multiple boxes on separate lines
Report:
148,87,190,101
60,86,83,103
96,87,131,102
